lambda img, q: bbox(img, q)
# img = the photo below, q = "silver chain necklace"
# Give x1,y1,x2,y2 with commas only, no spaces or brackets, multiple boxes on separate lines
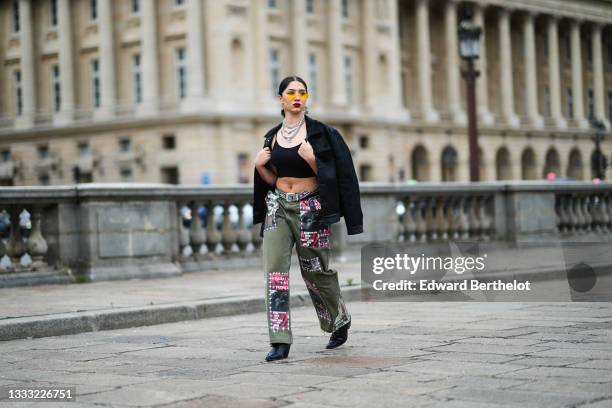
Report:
281,116,305,142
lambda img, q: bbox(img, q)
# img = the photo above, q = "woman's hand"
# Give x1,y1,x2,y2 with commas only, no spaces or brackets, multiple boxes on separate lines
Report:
254,147,272,168
255,146,277,186
297,140,315,162
297,141,318,174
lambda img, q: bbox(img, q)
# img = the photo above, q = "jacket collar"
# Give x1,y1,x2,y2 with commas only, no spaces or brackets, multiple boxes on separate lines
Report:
304,115,324,140
265,114,323,142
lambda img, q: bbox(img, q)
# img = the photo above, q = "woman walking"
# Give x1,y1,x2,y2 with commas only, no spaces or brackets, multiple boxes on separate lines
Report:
253,76,363,362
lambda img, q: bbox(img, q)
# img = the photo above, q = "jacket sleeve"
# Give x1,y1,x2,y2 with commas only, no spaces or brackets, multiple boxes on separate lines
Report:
327,126,364,235
253,135,274,231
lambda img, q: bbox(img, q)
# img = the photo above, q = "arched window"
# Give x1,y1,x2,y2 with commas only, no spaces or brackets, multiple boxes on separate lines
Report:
567,148,583,180
543,148,561,179
521,147,537,180
495,147,512,180
411,145,430,181
441,146,458,182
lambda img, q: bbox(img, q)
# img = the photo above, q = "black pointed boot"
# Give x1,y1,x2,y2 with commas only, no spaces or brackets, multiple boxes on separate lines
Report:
265,343,291,361
326,320,351,349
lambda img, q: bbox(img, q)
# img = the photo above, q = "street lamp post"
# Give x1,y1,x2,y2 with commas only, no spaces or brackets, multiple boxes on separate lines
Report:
458,9,482,182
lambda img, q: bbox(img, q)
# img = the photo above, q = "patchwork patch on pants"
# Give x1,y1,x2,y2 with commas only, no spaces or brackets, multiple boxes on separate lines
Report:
299,195,331,248
299,256,323,274
268,272,290,332
264,190,280,231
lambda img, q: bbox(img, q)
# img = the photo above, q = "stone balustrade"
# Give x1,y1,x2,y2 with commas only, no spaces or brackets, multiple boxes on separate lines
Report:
0,181,611,284
555,187,612,235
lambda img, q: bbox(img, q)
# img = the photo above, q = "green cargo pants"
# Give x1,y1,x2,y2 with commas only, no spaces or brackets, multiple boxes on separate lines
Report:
262,187,351,344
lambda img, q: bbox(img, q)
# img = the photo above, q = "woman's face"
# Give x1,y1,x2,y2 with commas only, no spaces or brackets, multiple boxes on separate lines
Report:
279,80,309,116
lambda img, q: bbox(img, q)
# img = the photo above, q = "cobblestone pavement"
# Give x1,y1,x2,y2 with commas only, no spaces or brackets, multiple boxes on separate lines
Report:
1,301,611,407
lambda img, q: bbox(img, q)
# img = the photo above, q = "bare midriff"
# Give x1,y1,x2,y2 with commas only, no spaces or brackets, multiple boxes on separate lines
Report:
271,130,318,194
276,175,318,193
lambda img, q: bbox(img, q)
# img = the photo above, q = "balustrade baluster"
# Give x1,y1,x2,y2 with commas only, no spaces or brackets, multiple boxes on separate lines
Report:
395,199,405,242
206,201,222,255
0,209,6,269
26,206,49,270
556,195,568,234
477,196,492,241
221,201,238,254
425,197,437,241
592,194,603,233
403,197,417,243
599,193,612,233
189,201,206,258
436,197,448,241
607,193,612,232
468,196,480,238
178,202,192,258
6,207,26,271
458,196,470,240
415,197,427,243
582,195,592,233
571,195,584,233
445,196,457,240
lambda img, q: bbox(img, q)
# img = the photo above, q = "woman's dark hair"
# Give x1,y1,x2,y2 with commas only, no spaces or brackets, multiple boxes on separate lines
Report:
278,76,308,117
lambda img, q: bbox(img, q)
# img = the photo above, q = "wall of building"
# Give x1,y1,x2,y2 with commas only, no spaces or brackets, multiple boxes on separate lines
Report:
0,0,611,187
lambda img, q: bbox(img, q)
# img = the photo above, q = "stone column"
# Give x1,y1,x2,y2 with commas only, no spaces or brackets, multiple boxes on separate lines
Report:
388,0,410,120
473,4,494,125
139,0,159,116
362,0,408,119
571,20,588,128
416,0,438,122
362,0,378,112
291,0,308,79
445,0,465,124
16,0,35,129
328,0,347,108
523,11,543,127
55,0,74,125
181,0,207,112
547,16,566,128
96,0,116,120
498,8,519,127
592,23,608,127
205,0,233,109
251,0,275,111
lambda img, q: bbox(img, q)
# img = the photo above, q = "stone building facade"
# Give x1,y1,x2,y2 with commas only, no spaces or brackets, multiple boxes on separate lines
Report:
0,0,611,186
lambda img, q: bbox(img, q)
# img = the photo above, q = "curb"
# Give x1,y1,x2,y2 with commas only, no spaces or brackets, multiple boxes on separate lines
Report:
0,286,364,342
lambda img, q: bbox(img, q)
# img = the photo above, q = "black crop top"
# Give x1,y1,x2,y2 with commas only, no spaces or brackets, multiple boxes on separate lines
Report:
270,139,317,178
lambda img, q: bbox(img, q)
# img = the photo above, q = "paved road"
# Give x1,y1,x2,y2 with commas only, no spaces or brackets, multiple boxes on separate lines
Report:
1,300,611,407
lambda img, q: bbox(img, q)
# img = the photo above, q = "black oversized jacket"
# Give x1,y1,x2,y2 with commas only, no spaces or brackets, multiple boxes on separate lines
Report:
253,115,364,238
